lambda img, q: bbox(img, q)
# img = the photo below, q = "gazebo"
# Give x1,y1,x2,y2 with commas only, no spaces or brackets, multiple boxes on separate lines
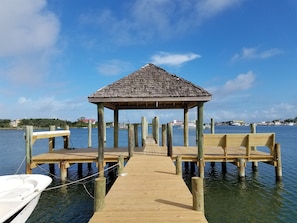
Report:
88,63,212,176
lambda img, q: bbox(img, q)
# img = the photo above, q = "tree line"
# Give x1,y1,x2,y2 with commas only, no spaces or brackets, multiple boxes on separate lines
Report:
0,118,98,129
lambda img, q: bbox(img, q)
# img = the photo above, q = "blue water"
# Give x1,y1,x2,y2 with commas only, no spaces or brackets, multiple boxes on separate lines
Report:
0,126,296,222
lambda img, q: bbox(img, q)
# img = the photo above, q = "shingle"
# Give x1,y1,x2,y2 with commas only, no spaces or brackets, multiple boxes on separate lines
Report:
88,63,211,99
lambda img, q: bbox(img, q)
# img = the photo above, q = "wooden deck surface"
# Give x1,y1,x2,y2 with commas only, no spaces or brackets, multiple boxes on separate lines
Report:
31,145,273,164
89,154,207,223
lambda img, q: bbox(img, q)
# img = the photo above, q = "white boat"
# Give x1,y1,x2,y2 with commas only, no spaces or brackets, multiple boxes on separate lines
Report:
0,174,52,223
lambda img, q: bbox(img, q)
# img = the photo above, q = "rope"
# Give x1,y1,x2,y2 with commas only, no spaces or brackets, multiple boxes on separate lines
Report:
14,156,26,174
42,163,119,191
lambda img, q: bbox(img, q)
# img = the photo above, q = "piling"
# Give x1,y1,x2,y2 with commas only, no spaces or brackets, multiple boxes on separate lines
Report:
141,117,147,146
49,126,55,172
88,120,92,148
60,161,68,182
167,123,173,157
184,107,189,147
128,124,135,158
211,118,215,134
94,177,106,212
238,158,246,178
162,124,166,146
64,125,70,148
117,156,124,175
97,103,105,177
250,123,258,170
134,124,138,147
275,143,282,181
154,116,159,145
176,155,182,175
25,125,33,174
49,125,55,152
210,118,215,167
114,109,119,148
192,177,204,214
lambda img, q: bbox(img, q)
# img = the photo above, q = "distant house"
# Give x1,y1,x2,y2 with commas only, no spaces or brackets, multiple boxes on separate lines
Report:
10,119,20,128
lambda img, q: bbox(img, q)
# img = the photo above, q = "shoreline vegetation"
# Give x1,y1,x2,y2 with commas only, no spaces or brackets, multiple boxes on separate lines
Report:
0,117,296,129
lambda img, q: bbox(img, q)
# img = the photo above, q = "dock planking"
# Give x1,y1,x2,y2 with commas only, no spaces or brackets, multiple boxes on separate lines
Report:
89,154,207,223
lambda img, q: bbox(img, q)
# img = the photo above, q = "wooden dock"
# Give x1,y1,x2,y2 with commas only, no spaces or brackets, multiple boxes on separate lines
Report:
89,154,207,223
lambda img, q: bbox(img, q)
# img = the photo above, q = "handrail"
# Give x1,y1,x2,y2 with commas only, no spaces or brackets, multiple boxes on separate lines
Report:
203,133,275,157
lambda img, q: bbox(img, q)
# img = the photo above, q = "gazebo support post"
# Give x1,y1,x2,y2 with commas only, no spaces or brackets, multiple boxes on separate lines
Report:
114,109,119,148
184,107,189,147
97,102,105,177
197,102,204,178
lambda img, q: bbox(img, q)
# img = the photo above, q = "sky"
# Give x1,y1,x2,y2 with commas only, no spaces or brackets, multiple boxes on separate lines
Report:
1,0,297,124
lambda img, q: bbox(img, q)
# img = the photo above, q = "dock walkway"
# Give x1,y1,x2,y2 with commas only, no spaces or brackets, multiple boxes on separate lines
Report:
89,153,207,223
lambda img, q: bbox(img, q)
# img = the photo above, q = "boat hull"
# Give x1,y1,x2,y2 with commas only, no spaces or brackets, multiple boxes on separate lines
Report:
0,174,52,223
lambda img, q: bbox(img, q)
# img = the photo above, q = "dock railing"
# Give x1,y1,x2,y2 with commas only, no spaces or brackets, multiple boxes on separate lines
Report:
25,125,70,174
203,133,282,180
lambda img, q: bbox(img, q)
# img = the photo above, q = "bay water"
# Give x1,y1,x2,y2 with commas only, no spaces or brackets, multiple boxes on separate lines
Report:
0,125,296,222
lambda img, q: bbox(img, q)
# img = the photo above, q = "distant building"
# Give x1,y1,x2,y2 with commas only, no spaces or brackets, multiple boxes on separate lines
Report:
10,119,20,128
81,118,96,124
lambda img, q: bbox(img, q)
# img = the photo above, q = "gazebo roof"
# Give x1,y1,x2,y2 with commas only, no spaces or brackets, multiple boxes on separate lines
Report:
88,63,211,110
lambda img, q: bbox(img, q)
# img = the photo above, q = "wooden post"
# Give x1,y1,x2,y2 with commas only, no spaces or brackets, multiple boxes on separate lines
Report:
210,118,215,167
176,155,182,175
250,123,258,170
134,124,138,147
88,120,92,148
114,109,119,148
77,163,83,177
64,125,69,149
117,155,124,176
211,118,215,134
184,107,189,147
128,124,135,158
94,177,106,212
152,117,156,142
97,103,105,177
60,161,68,182
25,126,33,174
197,102,204,178
155,116,159,145
192,177,204,214
162,124,166,147
222,162,227,173
141,117,147,146
49,125,55,152
49,125,56,172
238,158,246,178
167,123,173,157
275,143,282,181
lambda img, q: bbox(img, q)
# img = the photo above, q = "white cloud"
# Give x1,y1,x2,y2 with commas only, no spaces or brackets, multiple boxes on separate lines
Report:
96,60,133,76
222,71,255,93
209,71,255,98
151,52,201,66
10,96,87,120
196,0,241,20
80,0,242,44
0,0,60,57
232,47,282,61
0,0,61,88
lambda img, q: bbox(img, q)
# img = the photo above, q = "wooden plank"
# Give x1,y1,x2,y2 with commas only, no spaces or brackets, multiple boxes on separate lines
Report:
89,154,207,223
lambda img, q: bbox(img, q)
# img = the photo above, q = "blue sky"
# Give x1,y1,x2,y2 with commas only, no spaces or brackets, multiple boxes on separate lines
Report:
1,0,297,124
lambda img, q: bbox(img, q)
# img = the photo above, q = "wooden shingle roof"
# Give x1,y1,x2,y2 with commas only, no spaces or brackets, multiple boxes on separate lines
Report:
88,63,211,110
